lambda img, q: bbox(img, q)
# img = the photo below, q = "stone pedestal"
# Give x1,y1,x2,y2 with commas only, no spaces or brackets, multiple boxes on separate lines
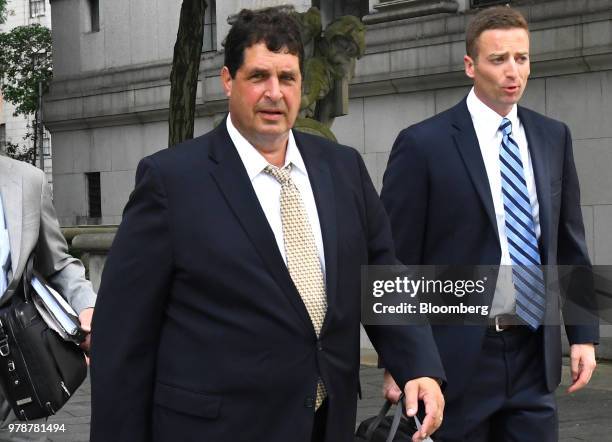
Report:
70,231,116,292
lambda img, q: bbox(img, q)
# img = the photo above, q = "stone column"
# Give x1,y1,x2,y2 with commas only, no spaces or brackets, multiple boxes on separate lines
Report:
363,0,459,24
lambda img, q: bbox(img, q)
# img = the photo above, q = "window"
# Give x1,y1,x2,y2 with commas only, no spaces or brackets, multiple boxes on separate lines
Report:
471,0,510,7
42,131,51,156
87,0,100,32
202,0,216,53
86,172,102,219
0,124,6,153
29,0,45,18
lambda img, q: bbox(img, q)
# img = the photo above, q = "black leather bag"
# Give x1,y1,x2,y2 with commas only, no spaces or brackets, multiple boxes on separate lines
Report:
355,394,418,442
0,258,87,420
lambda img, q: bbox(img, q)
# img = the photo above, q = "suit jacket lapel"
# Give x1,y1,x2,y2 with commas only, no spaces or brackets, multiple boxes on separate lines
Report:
0,159,23,281
451,100,500,244
518,106,551,262
207,122,314,333
293,131,338,331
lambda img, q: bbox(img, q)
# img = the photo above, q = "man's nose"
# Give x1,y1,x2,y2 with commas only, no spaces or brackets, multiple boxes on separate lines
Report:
264,77,282,101
505,59,519,78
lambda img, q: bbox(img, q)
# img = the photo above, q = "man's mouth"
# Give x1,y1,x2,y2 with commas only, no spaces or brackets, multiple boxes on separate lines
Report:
258,109,285,119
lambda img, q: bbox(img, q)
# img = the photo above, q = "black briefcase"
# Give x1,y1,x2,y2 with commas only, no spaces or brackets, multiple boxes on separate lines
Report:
0,258,87,420
355,394,418,442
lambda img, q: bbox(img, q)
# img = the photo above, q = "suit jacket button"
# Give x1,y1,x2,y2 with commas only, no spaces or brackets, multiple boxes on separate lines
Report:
304,396,314,408
317,340,323,351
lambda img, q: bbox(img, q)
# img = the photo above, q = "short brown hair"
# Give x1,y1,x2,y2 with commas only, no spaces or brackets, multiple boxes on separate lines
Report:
466,6,529,59
223,8,304,78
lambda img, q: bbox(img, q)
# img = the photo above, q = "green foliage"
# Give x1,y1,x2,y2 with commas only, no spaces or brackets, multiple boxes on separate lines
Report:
0,0,7,24
0,24,53,117
5,130,37,164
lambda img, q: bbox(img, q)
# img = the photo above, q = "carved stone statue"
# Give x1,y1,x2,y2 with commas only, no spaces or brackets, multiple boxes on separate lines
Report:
292,7,365,141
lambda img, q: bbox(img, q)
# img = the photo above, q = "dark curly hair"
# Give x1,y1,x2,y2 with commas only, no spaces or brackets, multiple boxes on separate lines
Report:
223,8,304,78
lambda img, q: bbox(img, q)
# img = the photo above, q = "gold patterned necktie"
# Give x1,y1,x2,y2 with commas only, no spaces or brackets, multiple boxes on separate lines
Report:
264,164,328,409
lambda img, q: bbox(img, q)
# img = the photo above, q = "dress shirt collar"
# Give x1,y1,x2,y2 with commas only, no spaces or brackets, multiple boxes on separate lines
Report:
226,114,306,181
466,87,520,139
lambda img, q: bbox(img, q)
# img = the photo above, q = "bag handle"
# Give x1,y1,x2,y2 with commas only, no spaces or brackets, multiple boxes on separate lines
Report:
385,392,406,442
363,398,393,439
363,392,406,442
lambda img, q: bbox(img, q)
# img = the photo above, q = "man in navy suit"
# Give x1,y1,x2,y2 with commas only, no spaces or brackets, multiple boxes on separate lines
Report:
90,8,445,442
380,6,598,441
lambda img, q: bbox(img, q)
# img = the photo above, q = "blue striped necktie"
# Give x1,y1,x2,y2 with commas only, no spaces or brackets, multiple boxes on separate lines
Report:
499,118,545,330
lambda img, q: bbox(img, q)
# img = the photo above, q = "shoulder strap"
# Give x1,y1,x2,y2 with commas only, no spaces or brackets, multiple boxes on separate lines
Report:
22,255,34,301
2,254,34,301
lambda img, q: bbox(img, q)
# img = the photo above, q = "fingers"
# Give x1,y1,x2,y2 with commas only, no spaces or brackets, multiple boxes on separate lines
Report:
567,345,596,394
419,382,444,439
567,358,596,393
412,429,423,442
405,378,444,441
80,334,91,353
570,352,580,383
403,380,419,417
78,307,94,333
567,369,589,393
384,385,402,404
382,370,402,403
78,308,93,363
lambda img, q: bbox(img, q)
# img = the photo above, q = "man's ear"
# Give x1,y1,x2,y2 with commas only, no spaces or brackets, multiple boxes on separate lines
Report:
464,55,476,79
221,66,232,97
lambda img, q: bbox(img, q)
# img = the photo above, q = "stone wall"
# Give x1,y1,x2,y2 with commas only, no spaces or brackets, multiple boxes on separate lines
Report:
45,0,612,353
46,1,612,249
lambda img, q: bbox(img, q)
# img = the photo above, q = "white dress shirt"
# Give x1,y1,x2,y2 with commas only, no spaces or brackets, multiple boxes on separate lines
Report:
226,115,326,278
0,193,11,297
466,88,541,316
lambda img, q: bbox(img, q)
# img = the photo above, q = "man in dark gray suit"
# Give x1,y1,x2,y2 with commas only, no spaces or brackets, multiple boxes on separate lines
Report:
0,154,96,441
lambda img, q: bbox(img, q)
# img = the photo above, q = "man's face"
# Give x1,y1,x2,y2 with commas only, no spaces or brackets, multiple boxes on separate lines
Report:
464,27,530,116
221,42,302,151
328,36,358,75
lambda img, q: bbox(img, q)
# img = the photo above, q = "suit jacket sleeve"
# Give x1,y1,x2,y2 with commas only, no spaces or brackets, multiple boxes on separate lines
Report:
90,157,173,442
557,124,599,345
354,149,446,388
36,171,96,314
379,128,428,264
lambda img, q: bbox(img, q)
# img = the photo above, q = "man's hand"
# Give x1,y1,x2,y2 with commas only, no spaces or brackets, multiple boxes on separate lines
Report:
78,307,94,364
567,343,596,393
382,369,403,403
382,370,444,442
404,377,444,441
